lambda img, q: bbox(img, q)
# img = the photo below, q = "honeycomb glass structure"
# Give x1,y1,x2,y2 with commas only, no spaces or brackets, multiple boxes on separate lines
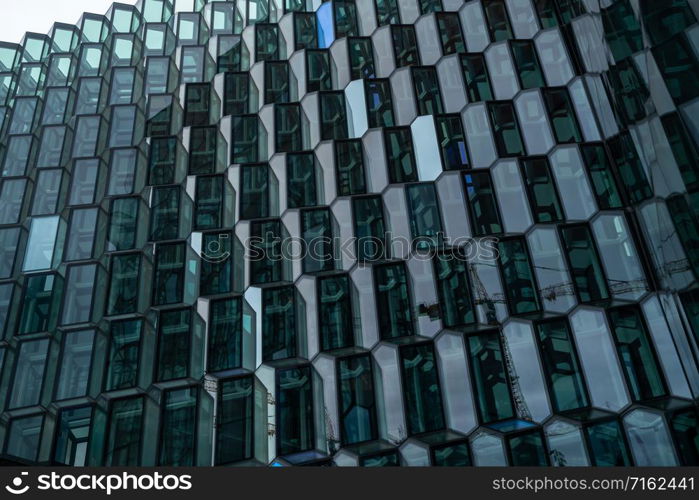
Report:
0,0,698,467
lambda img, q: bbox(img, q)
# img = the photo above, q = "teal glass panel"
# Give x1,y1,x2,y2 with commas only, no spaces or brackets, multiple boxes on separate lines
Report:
543,88,582,144
250,219,282,284
508,431,548,466
607,133,652,204
157,308,191,381
54,406,91,466
579,143,623,209
18,274,62,335
287,153,317,209
149,137,178,185
208,297,242,372
434,251,475,328
602,0,643,62
365,79,394,128
667,195,699,278
374,262,414,339
412,66,443,116
262,286,297,361
488,101,525,157
520,157,564,223
483,0,514,41
652,34,699,105
348,37,375,80
194,175,223,230
159,387,197,466
586,420,631,466
662,113,699,195
432,442,471,466
498,238,540,315
6,415,43,462
318,274,353,351
535,319,588,412
467,331,515,424
461,54,493,102
105,319,142,391
307,50,332,92
55,329,94,400
275,104,302,152
152,242,185,306
400,343,445,435
464,171,503,236
608,306,667,402
335,140,366,196
436,13,465,55
560,225,609,303
224,73,249,116
216,376,253,464
277,365,314,455
435,114,469,170
320,91,348,140
641,0,696,45
200,231,232,295
406,183,443,249
384,127,417,183
109,197,138,251
240,164,269,219
301,208,334,273
352,196,387,262
104,397,143,466
9,339,49,408
670,409,699,466
150,186,180,241
392,25,419,67
338,354,377,445
510,40,545,89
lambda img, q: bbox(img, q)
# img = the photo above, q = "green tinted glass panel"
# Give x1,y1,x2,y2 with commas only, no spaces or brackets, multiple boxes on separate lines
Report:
401,343,445,435
105,397,143,466
277,365,314,455
374,262,413,339
157,308,191,381
216,376,253,464
318,274,354,351
520,157,564,223
560,225,609,303
338,354,378,445
467,331,515,424
159,387,197,466
262,286,296,361
498,238,540,314
105,319,142,391
608,306,667,402
535,319,589,412
464,171,503,236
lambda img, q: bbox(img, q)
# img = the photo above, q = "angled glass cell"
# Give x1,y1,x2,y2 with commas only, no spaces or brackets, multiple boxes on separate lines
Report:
608,306,668,402
320,91,348,141
159,387,197,466
463,170,503,236
467,330,515,424
104,397,144,466
392,25,420,67
301,208,334,273
152,242,186,306
216,376,254,464
520,157,564,223
488,101,525,157
287,152,317,209
240,164,270,219
306,50,332,92
400,342,445,435
276,365,315,456
55,329,94,400
157,308,191,381
348,37,375,80
335,139,366,196
384,127,417,183
104,318,142,391
208,297,242,372
497,237,540,315
373,262,414,339
107,253,141,316
534,319,588,412
406,183,443,249
8,339,49,409
559,224,609,303
250,219,283,284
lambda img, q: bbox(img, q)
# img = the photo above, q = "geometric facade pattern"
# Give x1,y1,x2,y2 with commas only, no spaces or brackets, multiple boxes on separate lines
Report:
0,0,698,466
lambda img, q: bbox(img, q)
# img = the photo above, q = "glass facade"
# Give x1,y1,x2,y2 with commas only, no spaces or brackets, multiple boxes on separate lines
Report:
0,0,697,468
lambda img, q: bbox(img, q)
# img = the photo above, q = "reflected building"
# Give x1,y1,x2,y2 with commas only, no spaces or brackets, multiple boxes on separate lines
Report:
0,0,698,467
